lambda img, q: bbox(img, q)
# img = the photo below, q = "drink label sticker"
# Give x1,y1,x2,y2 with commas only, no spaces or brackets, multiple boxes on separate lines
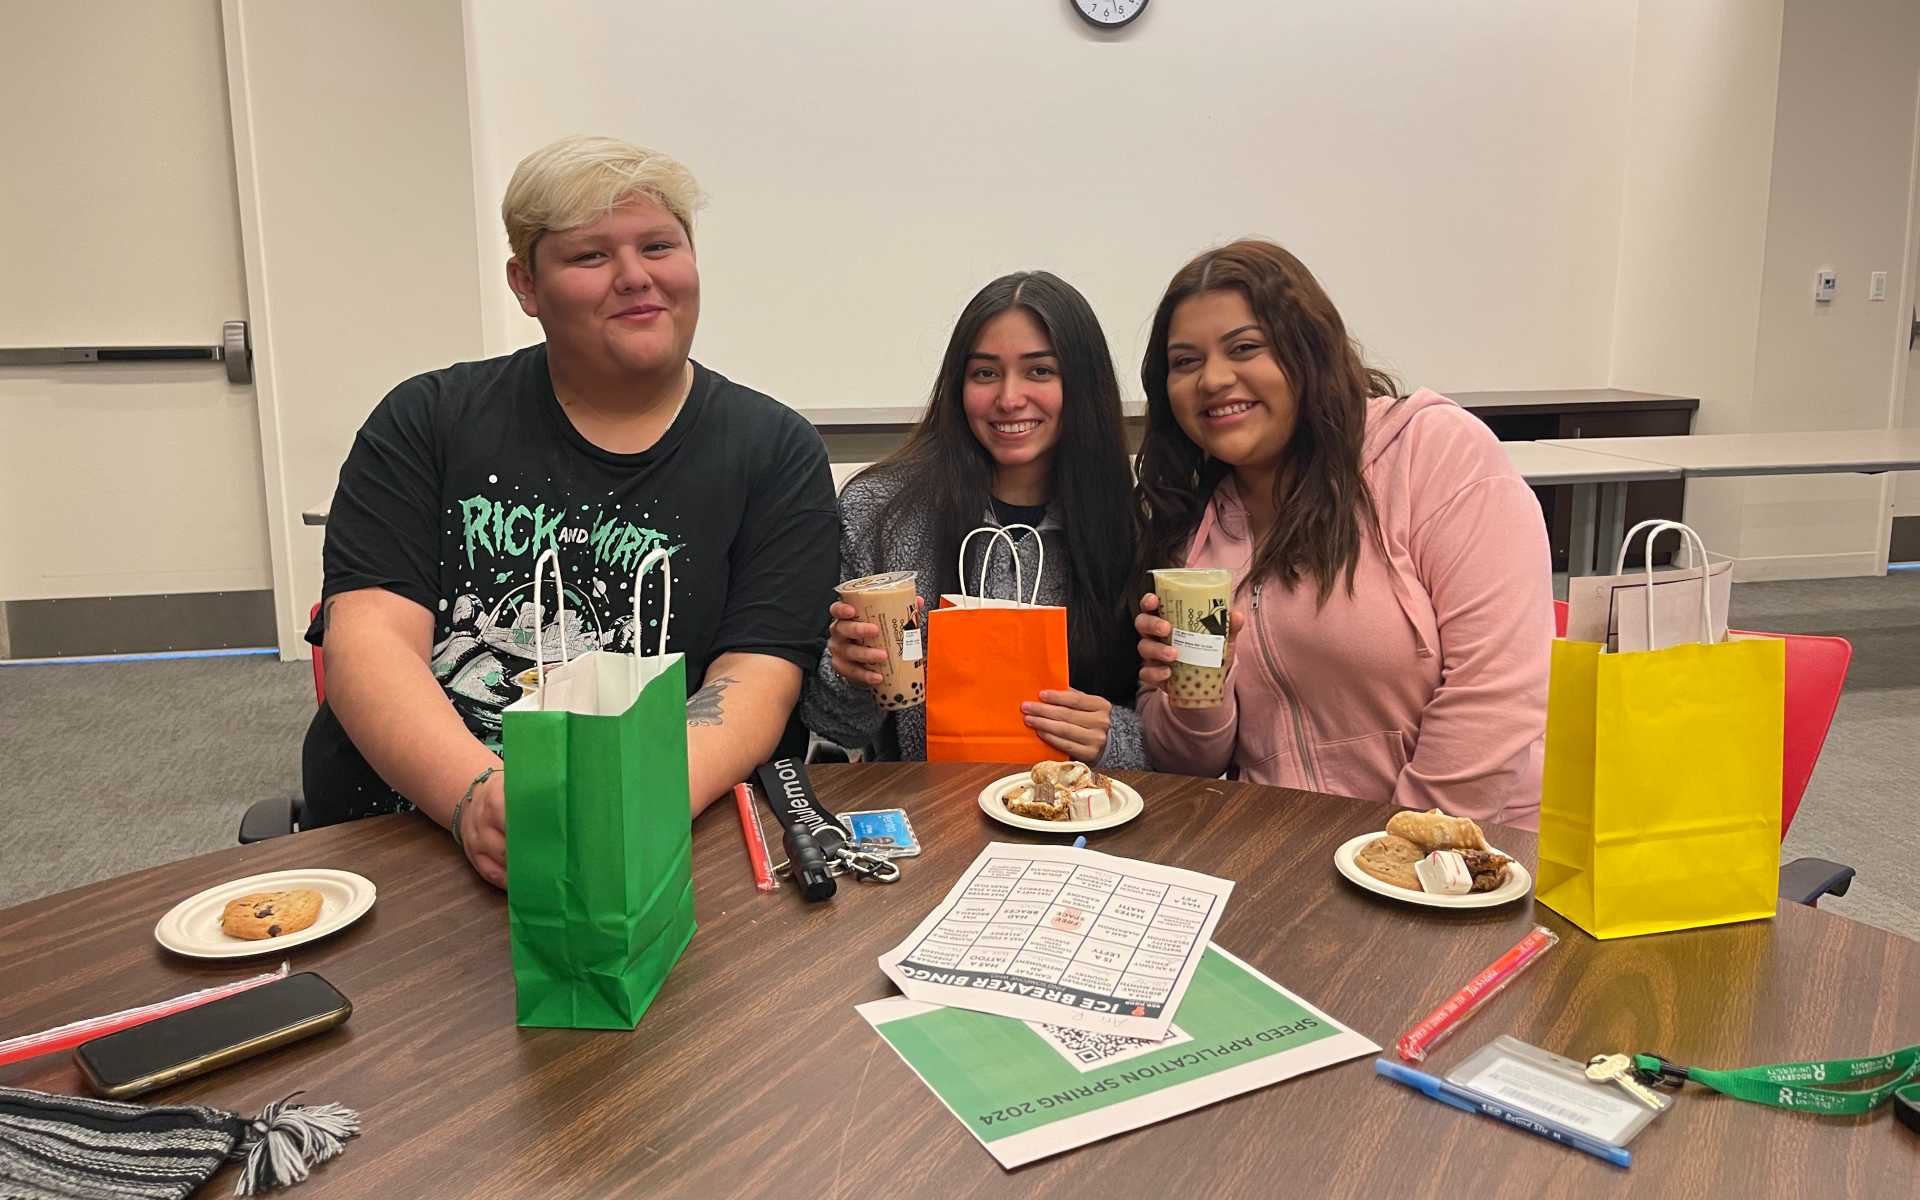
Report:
1170,628,1224,669
900,627,925,662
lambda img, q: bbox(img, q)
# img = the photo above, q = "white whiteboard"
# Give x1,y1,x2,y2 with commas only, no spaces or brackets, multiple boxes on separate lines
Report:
464,0,1636,423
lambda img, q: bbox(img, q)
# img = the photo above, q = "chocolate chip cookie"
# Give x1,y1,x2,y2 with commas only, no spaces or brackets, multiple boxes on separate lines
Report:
220,888,323,940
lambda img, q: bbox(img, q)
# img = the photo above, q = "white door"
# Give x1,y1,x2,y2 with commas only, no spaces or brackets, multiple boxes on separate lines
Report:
0,1,271,651
1898,196,1920,550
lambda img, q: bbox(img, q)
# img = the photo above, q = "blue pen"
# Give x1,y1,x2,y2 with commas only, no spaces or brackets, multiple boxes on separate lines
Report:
1071,835,1087,849
1374,1058,1630,1169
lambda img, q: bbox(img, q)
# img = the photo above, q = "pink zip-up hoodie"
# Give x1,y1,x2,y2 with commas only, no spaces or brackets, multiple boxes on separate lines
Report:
1139,390,1552,829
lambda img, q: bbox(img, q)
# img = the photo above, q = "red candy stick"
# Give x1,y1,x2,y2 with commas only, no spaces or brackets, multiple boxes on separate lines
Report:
734,783,777,893
1397,925,1559,1063
0,962,288,1069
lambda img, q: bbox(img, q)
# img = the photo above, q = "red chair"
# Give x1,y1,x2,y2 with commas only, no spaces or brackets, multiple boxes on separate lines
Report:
1550,599,1855,904
1772,633,1850,836
309,601,326,704
238,603,326,843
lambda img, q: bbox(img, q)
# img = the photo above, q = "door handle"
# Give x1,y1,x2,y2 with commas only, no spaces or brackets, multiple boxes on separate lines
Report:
222,320,251,384
0,320,251,384
1910,307,1919,351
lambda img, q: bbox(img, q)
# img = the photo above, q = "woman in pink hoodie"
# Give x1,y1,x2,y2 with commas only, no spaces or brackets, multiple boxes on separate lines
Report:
1133,241,1552,829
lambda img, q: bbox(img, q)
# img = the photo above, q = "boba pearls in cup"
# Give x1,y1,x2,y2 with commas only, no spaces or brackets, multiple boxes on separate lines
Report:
836,570,925,711
1150,568,1233,708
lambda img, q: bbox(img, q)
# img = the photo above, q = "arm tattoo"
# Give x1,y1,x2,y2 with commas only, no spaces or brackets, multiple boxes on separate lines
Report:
686,675,738,727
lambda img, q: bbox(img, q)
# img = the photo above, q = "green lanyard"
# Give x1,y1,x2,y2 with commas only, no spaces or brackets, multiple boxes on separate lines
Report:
1633,1048,1920,1116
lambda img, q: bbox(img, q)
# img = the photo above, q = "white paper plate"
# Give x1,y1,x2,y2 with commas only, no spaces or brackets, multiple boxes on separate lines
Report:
1333,832,1532,908
977,773,1144,834
154,869,377,959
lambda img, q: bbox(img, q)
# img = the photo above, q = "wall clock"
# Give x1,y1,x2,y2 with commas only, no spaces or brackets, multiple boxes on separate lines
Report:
1072,0,1149,31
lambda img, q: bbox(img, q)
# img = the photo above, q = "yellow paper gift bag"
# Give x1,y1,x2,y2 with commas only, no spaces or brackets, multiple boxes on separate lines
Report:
1537,523,1784,939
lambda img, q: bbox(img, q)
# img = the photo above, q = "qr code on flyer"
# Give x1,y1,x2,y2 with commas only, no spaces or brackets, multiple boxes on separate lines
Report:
1028,1021,1194,1073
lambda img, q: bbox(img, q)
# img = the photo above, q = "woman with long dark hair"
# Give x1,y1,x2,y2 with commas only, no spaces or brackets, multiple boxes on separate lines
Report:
804,271,1146,766
1133,240,1550,826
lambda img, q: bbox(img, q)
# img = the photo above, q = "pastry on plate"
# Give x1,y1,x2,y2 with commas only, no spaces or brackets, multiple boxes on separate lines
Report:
1413,850,1475,896
1004,761,1120,822
1459,848,1514,893
220,888,323,940
1067,785,1116,822
1031,761,1094,805
1003,782,1070,821
1385,809,1489,854
1353,835,1423,890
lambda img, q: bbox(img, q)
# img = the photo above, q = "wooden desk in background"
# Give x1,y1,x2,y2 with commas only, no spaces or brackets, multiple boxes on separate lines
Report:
7,765,1912,1198
1456,389,1699,573
1499,442,1682,576
1540,428,1920,479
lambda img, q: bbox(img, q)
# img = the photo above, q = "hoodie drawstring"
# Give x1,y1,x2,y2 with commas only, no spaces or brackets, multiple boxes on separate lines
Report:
1382,552,1434,658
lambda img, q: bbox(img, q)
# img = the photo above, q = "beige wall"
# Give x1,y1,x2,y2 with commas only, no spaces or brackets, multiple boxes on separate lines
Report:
463,0,1638,414
1606,0,1920,577
17,0,1917,640
1743,0,1920,575
1606,1,1786,566
0,0,269,601
224,0,485,655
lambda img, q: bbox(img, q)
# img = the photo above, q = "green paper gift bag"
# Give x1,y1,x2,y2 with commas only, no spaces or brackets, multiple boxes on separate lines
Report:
502,548,695,1029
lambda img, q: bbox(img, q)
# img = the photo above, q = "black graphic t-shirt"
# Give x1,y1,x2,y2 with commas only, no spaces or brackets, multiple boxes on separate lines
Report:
301,345,839,825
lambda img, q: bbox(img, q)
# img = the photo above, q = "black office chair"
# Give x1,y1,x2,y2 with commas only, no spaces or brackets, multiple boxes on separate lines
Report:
238,795,304,844
239,601,322,843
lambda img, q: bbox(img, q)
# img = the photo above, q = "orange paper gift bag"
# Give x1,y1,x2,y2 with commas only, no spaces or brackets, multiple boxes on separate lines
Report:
926,525,1069,764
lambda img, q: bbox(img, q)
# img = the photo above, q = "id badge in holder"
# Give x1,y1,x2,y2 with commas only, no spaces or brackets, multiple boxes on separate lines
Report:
1448,1037,1664,1149
840,809,922,859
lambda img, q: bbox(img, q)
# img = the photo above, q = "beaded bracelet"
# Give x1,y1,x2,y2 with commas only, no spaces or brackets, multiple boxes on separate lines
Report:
450,766,499,850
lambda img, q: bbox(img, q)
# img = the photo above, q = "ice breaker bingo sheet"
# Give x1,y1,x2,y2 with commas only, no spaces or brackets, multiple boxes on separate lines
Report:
879,843,1232,1038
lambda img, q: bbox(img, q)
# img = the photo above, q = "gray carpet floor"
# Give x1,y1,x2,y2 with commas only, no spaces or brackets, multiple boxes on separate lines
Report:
0,655,315,909
2,573,1916,941
1736,571,1920,939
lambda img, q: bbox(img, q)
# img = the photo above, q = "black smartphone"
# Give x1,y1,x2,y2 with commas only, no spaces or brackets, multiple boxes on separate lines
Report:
74,972,352,1099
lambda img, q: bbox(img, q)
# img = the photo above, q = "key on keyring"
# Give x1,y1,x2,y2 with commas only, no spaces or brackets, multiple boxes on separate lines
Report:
1585,1053,1672,1110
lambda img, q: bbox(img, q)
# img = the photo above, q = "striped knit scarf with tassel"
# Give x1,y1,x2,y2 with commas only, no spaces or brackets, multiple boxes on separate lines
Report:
0,1088,358,1198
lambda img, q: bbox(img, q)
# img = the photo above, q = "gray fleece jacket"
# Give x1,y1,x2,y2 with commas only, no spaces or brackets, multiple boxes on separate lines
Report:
801,470,1148,769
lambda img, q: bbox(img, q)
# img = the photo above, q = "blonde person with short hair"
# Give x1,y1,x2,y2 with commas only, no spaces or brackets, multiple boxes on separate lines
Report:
305,136,839,888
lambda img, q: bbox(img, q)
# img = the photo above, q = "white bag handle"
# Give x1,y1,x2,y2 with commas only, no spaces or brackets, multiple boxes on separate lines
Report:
1614,518,1686,574
529,547,569,707
958,525,1021,605
957,523,1044,605
1615,519,1716,649
530,548,674,707
630,546,673,662
999,524,1044,604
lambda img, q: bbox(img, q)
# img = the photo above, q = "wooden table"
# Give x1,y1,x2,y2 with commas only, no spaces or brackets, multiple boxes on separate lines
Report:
1454,387,1699,419
3,764,1916,1198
